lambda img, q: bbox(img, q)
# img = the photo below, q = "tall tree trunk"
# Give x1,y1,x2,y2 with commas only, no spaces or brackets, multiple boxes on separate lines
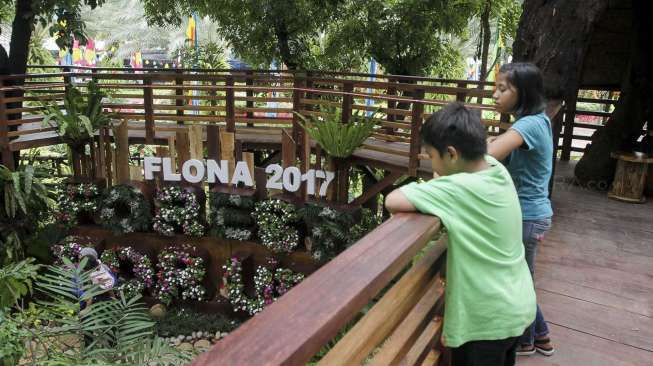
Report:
575,1,652,183
8,0,34,76
478,0,492,83
274,19,298,70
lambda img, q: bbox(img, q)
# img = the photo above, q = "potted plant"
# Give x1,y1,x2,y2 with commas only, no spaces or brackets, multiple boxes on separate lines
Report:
294,107,378,202
42,81,112,176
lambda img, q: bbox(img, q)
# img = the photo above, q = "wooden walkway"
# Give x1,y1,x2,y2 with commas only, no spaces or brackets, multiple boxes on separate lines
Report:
519,162,653,366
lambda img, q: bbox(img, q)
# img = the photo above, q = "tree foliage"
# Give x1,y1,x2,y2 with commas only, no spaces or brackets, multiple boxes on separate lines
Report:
143,0,343,69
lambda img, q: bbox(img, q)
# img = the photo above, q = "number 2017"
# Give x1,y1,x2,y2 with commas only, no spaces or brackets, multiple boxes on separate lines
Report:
265,164,335,197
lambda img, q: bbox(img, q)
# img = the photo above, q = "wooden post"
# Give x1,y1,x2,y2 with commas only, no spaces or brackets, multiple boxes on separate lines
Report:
455,81,467,102
220,129,235,182
115,120,130,184
143,77,155,143
386,78,397,135
96,128,107,180
561,92,578,161
608,152,653,203
341,81,354,123
176,70,184,125
0,88,15,170
281,129,296,169
207,125,220,160
408,89,425,176
226,76,235,132
167,136,177,172
246,71,254,128
105,136,113,187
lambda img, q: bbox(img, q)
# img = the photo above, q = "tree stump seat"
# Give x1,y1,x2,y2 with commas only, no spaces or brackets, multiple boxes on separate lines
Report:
608,151,653,203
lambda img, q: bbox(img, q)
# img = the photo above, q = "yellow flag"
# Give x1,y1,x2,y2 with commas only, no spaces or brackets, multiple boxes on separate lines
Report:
186,17,196,43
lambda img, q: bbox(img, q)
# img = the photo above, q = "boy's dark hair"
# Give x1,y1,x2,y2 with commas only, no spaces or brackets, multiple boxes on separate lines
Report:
499,62,546,117
421,102,487,160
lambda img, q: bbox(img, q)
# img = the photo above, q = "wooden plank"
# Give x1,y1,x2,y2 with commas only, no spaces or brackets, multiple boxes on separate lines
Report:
350,171,403,207
220,130,235,182
129,165,143,181
243,152,255,183
175,70,184,125
225,76,235,132
318,237,447,366
401,318,443,366
418,349,440,366
206,125,220,161
191,213,441,366
341,82,354,124
188,125,204,160
175,130,191,169
281,129,296,169
364,275,444,366
115,120,130,184
167,136,176,172
0,88,15,170
517,323,653,366
409,89,425,176
143,78,155,143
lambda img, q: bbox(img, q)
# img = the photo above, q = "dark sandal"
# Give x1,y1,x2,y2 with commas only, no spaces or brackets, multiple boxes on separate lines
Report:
516,343,536,356
534,337,555,356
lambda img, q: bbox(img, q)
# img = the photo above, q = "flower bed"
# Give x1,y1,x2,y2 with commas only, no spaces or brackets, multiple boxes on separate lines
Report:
153,187,204,237
100,246,155,297
100,184,152,234
155,244,206,305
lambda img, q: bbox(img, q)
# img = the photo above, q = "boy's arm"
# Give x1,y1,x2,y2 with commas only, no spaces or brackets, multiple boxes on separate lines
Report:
385,189,416,213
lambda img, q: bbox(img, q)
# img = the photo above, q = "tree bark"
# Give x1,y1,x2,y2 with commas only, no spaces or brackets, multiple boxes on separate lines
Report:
8,0,34,76
478,0,492,83
575,2,652,184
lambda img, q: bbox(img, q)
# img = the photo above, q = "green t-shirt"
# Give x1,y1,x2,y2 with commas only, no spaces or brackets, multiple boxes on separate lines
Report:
400,155,535,347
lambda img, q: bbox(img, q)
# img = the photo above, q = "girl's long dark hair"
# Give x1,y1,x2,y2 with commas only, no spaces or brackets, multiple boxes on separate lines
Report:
499,63,546,117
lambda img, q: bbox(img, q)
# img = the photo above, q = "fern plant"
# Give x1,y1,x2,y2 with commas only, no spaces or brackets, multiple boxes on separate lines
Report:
0,258,40,309
0,165,52,263
25,258,194,365
42,81,112,152
294,108,378,158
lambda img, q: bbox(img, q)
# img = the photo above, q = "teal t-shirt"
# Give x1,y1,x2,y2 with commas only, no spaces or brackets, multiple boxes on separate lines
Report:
507,112,553,220
400,156,536,347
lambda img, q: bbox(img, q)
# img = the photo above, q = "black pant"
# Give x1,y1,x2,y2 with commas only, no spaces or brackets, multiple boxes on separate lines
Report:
451,336,519,366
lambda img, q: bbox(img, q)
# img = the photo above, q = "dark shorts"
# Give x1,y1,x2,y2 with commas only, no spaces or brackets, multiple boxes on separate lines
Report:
451,336,519,366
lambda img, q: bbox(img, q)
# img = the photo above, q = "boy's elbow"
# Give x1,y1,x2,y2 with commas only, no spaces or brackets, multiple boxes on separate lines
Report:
385,189,413,213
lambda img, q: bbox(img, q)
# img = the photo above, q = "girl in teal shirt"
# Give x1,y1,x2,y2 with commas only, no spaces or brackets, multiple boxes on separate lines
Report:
488,62,554,357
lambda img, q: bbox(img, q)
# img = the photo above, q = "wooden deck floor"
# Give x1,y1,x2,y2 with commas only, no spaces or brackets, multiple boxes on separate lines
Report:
519,161,653,366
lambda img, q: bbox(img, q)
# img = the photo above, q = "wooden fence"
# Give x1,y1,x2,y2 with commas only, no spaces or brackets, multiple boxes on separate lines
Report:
191,212,447,366
1,66,621,176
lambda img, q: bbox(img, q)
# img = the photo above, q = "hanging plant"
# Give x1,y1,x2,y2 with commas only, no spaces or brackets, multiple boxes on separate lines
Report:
252,199,300,253
153,187,204,237
100,184,151,234
294,108,378,158
154,244,206,305
41,81,112,153
56,183,101,226
51,236,93,265
100,246,154,298
221,256,304,315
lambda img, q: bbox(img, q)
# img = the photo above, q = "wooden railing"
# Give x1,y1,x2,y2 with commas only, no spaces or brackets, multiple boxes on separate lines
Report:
558,86,620,160
191,212,446,366
0,67,503,175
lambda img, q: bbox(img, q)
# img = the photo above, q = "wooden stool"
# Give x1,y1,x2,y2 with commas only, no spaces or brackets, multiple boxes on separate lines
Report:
608,151,653,203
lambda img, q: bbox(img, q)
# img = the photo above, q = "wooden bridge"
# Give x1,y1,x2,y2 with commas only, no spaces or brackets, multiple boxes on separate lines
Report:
2,67,645,365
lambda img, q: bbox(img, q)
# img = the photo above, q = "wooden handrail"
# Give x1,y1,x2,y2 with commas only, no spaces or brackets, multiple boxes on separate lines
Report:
191,213,442,366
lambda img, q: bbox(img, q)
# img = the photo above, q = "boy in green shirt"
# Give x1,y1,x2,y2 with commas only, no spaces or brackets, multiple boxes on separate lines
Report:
385,102,536,366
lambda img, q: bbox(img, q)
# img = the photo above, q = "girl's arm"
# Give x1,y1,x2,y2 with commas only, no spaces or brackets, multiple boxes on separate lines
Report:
385,189,416,213
487,129,524,161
